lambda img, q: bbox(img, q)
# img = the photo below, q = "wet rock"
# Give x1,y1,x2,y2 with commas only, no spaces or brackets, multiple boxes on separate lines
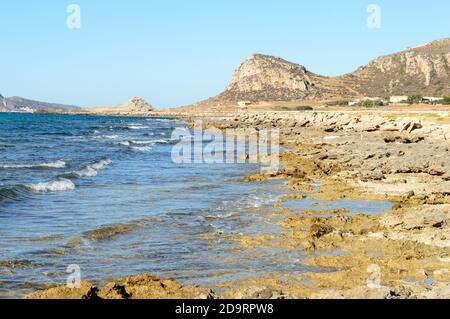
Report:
310,224,334,239
251,288,288,299
26,274,215,300
282,167,306,178
98,283,130,299
26,281,99,300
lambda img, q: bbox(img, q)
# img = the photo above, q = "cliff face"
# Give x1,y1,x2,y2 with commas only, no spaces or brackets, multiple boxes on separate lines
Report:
226,54,313,93
208,38,450,104
346,39,450,96
218,54,357,102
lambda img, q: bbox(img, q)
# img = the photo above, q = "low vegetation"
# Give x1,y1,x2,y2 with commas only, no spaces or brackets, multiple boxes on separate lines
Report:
407,94,423,105
384,112,450,124
442,96,450,105
275,106,313,111
355,99,387,107
325,100,350,107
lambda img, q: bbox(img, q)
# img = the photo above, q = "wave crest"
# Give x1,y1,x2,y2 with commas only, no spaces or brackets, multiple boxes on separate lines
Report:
0,160,66,169
23,179,75,193
62,158,113,179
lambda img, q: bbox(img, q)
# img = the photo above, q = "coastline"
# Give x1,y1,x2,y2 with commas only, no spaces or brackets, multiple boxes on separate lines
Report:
25,109,450,299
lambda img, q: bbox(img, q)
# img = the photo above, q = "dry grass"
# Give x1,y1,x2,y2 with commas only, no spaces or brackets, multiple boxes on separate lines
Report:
383,112,450,124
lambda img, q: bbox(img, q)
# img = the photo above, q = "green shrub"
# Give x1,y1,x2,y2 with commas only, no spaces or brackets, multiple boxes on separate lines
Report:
407,94,423,105
275,106,313,111
441,96,450,105
326,100,350,107
294,105,313,111
356,99,386,107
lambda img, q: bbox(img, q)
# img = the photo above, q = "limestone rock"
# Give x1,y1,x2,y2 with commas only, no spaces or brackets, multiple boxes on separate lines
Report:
194,38,450,106
26,274,215,300
127,97,153,113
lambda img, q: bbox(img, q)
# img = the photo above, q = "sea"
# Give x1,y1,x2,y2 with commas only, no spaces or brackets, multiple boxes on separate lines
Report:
0,113,391,298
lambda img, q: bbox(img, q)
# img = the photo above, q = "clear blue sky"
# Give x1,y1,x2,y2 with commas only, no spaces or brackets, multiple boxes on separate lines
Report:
0,0,449,108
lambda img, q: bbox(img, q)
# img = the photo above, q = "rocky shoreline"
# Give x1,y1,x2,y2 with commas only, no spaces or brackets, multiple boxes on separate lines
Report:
27,110,450,299
193,110,450,299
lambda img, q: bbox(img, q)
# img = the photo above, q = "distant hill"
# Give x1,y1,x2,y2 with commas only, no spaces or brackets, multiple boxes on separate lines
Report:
87,97,153,115
0,95,81,113
194,38,450,107
343,38,450,97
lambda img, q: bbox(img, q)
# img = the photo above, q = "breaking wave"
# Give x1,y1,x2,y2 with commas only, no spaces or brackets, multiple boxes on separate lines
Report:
0,160,66,169
129,145,152,153
60,158,113,179
23,179,76,193
127,124,150,130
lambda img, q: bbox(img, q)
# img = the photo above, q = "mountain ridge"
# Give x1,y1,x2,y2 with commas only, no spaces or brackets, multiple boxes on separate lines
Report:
195,38,450,107
0,95,81,113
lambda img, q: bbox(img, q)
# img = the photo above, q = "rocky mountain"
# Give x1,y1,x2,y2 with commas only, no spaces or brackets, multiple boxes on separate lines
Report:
344,38,450,97
217,54,358,102
0,95,81,113
127,97,154,113
88,97,153,115
203,38,450,104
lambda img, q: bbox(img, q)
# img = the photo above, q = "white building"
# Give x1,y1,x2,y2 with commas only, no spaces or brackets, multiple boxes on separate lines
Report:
238,101,251,107
237,101,251,112
348,97,385,106
389,96,408,104
423,96,444,103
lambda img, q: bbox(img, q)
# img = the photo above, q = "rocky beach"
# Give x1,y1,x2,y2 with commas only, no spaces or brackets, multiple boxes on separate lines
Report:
18,38,450,300
191,109,450,299
26,108,450,299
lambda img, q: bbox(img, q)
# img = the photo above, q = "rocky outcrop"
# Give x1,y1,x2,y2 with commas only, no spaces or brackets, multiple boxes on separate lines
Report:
216,54,357,102
128,97,153,113
347,38,450,96
26,274,214,299
226,54,313,92
88,97,153,115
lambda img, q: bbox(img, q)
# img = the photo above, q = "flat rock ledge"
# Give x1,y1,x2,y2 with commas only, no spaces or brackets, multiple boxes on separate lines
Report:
26,274,214,300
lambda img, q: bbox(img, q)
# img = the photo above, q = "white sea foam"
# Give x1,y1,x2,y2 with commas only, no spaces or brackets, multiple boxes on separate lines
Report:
128,124,150,130
152,119,181,123
0,160,66,169
24,179,75,193
130,145,152,153
116,140,165,147
73,159,113,177
116,141,131,146
129,140,154,145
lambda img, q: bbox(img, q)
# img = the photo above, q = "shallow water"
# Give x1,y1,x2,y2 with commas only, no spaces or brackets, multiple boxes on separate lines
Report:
282,197,392,216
